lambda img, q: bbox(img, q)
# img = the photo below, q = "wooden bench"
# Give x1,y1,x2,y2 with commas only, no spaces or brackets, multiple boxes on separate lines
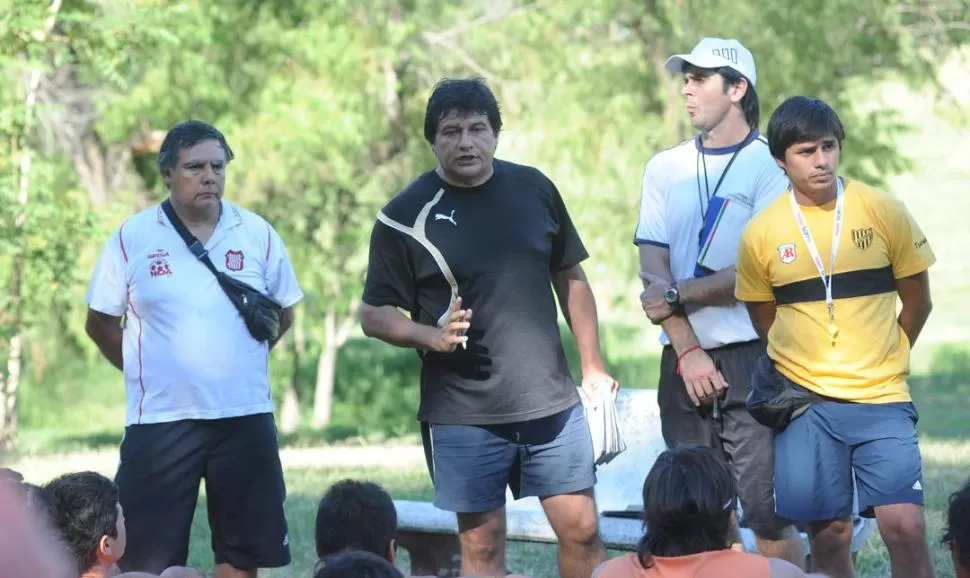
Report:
395,388,877,576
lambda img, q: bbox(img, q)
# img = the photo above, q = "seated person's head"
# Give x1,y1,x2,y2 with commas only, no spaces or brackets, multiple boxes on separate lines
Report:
944,477,970,577
638,445,738,565
0,468,53,521
314,550,404,578
315,479,397,562
0,467,23,485
44,471,126,577
0,469,75,578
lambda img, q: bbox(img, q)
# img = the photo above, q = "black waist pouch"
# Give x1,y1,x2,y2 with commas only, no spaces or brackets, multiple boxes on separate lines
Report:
746,354,823,430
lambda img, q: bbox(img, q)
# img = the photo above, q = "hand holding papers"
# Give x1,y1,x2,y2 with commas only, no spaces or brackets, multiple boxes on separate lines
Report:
583,381,627,467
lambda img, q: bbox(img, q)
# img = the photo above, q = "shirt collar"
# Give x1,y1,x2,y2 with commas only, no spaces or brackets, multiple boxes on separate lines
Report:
156,198,242,230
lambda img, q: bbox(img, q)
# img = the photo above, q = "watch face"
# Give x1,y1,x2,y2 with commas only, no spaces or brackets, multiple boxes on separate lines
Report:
664,288,678,304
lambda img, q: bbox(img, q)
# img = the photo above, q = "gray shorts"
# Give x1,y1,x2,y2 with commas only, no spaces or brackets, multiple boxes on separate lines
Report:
659,339,791,537
421,402,596,513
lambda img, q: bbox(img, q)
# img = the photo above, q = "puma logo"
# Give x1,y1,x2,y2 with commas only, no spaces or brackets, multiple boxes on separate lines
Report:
434,209,457,226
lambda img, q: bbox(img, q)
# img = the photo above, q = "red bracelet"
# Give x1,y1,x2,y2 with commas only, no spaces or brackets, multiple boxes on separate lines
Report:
676,345,702,376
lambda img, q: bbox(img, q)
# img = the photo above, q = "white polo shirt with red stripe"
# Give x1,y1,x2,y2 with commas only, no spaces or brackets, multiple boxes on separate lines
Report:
86,199,304,426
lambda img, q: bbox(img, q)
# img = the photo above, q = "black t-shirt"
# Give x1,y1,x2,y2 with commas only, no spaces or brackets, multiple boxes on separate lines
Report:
361,159,588,425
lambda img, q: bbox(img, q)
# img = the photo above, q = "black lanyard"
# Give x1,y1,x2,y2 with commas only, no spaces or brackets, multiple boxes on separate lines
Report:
695,130,751,221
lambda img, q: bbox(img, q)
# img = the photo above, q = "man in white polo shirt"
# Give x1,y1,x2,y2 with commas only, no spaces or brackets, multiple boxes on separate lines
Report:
634,37,806,565
84,120,303,578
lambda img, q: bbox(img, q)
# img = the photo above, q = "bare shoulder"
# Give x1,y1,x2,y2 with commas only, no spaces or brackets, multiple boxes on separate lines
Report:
590,559,611,578
116,567,205,578
768,557,830,577
160,567,206,578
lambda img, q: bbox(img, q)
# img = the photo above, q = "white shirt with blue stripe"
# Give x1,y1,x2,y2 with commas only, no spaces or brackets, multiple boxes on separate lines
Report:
634,131,790,350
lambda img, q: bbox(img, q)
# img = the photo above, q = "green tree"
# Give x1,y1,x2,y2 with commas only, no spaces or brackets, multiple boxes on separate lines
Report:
229,0,472,431
0,0,176,447
445,0,970,314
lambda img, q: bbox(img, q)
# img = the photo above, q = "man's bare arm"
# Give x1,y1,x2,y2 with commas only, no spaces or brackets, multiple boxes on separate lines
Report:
895,270,932,347
640,245,729,405
678,267,738,307
85,308,124,371
361,304,439,350
743,300,777,342
639,245,701,353
552,264,606,374
360,301,470,353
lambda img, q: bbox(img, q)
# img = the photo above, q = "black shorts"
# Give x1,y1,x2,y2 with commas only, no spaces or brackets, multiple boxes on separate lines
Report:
659,339,790,537
114,413,290,573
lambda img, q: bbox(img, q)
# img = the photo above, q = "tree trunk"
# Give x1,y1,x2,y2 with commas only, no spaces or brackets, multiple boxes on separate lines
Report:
279,381,300,435
278,312,305,434
311,305,358,430
0,0,63,450
311,309,340,430
0,336,23,449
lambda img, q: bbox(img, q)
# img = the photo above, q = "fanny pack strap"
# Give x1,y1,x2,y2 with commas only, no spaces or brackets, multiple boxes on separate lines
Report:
160,199,224,279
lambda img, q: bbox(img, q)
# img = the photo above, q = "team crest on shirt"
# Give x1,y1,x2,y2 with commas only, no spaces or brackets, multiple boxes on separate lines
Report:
225,250,245,271
851,227,874,250
149,256,172,278
777,243,797,264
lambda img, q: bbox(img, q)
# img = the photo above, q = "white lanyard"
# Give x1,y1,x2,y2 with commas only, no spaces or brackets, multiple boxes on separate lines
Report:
788,178,844,326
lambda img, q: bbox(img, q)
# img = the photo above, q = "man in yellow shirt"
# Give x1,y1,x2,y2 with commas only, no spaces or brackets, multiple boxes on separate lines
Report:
735,96,936,578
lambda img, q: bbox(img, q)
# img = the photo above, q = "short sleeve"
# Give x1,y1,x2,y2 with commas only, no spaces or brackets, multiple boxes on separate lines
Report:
735,222,774,301
752,161,790,214
548,181,589,272
361,218,417,310
86,228,129,317
633,162,668,247
263,223,304,308
885,198,936,279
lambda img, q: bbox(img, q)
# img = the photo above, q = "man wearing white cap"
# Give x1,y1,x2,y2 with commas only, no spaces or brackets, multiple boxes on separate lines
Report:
633,37,806,565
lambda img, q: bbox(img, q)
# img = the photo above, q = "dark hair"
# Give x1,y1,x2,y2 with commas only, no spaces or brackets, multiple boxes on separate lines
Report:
682,64,759,130
314,550,404,578
315,480,397,559
637,445,737,567
766,96,846,161
44,471,121,575
943,477,970,571
24,482,56,523
718,68,759,130
156,120,234,175
423,78,503,143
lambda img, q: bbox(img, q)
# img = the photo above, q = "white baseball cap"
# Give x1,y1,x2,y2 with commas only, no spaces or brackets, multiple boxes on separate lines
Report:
664,37,757,87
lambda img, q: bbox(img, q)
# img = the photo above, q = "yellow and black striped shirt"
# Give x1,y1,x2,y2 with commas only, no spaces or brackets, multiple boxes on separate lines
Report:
736,178,936,403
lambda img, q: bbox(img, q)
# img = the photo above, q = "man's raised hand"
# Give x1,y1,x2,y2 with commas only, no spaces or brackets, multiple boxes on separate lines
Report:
433,296,472,353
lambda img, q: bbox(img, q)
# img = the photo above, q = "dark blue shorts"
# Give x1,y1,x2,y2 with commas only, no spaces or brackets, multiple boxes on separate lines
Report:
421,403,596,513
774,398,925,522
115,414,289,573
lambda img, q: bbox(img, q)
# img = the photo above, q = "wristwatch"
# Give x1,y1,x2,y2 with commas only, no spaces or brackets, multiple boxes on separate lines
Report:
663,283,681,306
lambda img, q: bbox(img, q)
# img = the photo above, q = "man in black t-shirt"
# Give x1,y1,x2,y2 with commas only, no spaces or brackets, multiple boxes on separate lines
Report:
360,78,618,578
